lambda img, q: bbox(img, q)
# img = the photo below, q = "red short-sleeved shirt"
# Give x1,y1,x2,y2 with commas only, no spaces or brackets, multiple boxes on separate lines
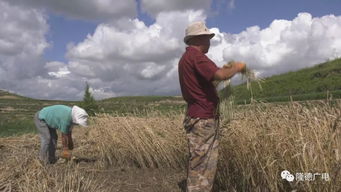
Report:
178,46,220,119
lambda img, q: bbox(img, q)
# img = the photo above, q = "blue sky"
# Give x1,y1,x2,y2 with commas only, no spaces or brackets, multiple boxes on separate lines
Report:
43,0,341,63
0,0,341,100
209,0,341,32
44,14,98,62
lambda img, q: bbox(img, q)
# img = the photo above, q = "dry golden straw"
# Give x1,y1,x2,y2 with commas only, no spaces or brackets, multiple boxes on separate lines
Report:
1,100,340,191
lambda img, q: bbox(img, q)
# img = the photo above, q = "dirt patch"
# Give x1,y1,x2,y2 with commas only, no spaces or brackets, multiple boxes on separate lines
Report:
80,167,186,192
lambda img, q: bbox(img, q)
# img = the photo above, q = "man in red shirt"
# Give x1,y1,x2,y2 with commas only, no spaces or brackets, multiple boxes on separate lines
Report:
178,21,246,192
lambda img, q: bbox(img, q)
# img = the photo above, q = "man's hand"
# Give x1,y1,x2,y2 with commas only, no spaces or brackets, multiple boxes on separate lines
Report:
61,149,72,160
228,61,246,73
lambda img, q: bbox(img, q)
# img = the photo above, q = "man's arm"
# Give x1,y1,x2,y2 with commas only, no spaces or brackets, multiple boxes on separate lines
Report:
214,62,246,81
60,132,73,160
61,132,73,150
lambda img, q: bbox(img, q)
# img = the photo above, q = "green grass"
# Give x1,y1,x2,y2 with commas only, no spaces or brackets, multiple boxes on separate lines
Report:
0,92,185,137
0,119,36,137
97,96,185,115
234,90,341,104
229,58,341,102
0,91,79,137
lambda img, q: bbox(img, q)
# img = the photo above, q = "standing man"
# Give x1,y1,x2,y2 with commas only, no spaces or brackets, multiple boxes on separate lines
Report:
178,21,246,192
34,105,88,164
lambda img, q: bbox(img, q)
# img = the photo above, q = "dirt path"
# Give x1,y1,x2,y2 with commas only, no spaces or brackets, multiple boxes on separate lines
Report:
79,166,186,192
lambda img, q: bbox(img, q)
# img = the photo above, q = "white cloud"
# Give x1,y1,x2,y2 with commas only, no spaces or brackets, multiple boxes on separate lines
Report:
3,0,137,21
0,1,85,100
0,1,48,82
1,0,341,100
2,1,206,100
45,61,71,78
65,10,207,98
0,0,212,99
140,0,211,17
221,13,341,77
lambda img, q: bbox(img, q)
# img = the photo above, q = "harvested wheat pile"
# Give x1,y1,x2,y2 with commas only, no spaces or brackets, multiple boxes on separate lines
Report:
217,100,341,191
88,114,187,169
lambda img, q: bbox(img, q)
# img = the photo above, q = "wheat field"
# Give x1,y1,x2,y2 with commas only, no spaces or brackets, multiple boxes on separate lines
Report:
0,100,340,191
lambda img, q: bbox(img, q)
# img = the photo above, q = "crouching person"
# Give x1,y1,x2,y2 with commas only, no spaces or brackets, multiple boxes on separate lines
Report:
34,105,88,164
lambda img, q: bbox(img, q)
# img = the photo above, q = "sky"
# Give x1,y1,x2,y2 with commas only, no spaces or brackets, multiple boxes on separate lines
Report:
0,0,341,100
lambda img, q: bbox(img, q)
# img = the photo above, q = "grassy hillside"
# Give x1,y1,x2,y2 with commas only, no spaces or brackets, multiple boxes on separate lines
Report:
0,90,185,137
231,58,341,103
98,96,185,115
0,90,78,137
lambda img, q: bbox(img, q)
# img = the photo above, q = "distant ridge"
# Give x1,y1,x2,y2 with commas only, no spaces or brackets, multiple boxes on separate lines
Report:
0,89,31,100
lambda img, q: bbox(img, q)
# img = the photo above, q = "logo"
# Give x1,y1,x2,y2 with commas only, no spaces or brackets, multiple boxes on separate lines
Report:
281,170,295,182
280,170,330,182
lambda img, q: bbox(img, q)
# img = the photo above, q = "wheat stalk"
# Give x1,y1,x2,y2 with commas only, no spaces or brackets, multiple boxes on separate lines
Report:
215,61,264,90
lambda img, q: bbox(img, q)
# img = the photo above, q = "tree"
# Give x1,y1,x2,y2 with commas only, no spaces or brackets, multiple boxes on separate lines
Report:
81,82,98,116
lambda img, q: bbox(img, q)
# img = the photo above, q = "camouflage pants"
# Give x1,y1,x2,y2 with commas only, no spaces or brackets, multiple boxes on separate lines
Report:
183,116,219,192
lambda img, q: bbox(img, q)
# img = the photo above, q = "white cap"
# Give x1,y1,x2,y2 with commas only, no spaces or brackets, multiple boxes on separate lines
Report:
184,21,215,45
71,106,88,127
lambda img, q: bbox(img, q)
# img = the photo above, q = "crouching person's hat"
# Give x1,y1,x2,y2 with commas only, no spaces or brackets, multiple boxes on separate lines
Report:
71,106,88,127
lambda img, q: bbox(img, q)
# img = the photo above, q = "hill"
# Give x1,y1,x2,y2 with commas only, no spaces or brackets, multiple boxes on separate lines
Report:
0,90,78,137
98,96,185,114
0,90,185,137
0,89,32,100
230,58,341,103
